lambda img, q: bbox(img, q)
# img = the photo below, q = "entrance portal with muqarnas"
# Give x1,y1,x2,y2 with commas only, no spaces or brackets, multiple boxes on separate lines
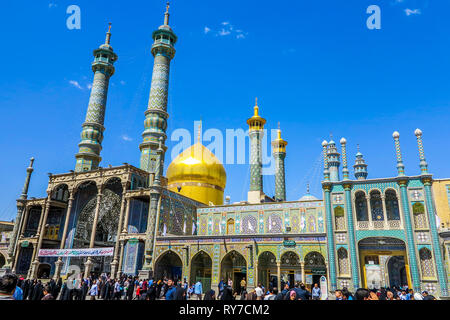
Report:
358,237,411,290
221,250,247,293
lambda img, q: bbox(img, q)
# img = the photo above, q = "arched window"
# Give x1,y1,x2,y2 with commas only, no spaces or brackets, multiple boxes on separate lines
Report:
370,190,384,221
413,203,427,229
337,248,350,276
385,190,400,221
226,219,235,235
355,192,368,221
334,206,345,231
419,248,435,278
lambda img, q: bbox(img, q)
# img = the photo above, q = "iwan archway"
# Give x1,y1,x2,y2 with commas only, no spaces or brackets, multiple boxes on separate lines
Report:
190,251,212,292
221,250,247,293
358,237,412,289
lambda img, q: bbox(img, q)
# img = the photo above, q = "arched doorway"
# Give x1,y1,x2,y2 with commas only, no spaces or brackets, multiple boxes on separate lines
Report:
387,256,408,288
0,253,6,269
37,263,51,279
304,251,327,289
221,250,247,293
358,237,411,290
280,251,302,288
154,251,183,282
257,251,277,289
190,251,212,292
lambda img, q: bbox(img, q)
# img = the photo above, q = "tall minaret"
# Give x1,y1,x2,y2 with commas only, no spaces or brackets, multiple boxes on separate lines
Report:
75,24,118,172
272,124,288,202
322,140,330,181
327,139,341,182
4,158,35,271
353,145,368,180
414,129,429,174
139,1,177,176
247,98,266,204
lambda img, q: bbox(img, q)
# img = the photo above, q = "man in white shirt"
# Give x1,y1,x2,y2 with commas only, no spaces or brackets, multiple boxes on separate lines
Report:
255,283,264,300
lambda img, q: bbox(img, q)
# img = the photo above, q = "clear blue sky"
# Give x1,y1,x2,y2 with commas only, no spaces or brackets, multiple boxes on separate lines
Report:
1,0,449,220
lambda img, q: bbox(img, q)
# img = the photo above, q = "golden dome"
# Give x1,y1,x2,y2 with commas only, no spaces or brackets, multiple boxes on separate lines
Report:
167,142,227,205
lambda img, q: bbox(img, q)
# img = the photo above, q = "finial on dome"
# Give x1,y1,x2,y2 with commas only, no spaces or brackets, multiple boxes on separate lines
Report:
254,97,259,116
307,183,310,194
197,120,202,143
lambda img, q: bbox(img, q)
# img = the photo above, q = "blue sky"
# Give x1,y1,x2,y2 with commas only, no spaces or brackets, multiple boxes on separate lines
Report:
1,0,449,220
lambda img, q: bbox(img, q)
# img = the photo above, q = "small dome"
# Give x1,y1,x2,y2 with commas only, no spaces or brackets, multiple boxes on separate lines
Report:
167,142,226,205
299,194,319,201
340,137,347,144
415,128,423,136
393,131,400,139
322,140,328,147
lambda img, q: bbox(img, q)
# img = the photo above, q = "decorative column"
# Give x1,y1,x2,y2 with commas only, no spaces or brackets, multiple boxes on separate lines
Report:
398,179,421,292
414,129,429,174
247,99,266,204
3,158,35,272
416,128,448,296
30,193,52,279
340,138,350,181
327,139,341,182
300,262,306,284
272,126,287,202
122,196,131,234
276,261,281,290
139,3,176,174
111,184,128,278
393,131,406,177
20,206,31,238
323,184,337,291
75,24,118,172
84,189,103,278
53,189,75,280
343,184,360,289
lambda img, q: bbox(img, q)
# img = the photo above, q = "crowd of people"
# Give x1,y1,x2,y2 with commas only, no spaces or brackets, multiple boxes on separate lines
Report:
0,272,438,301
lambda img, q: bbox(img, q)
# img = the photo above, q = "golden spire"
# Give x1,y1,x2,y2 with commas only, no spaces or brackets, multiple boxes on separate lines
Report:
254,97,259,116
105,22,112,45
277,122,281,140
197,120,202,143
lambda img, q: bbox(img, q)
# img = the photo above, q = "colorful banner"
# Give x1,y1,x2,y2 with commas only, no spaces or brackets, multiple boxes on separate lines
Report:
38,247,114,257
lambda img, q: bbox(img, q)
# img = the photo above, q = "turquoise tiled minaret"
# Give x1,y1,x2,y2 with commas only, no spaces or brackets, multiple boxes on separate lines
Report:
75,24,118,172
327,139,341,182
393,131,421,292
393,131,406,177
139,2,177,176
322,140,337,290
353,145,368,180
272,125,287,201
247,99,266,194
322,140,330,181
340,138,349,180
416,129,448,296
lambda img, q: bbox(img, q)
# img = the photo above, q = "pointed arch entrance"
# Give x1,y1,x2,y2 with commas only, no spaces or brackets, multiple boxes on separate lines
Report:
257,251,277,289
221,250,247,293
154,251,183,282
190,251,212,292
304,251,327,288
280,251,302,288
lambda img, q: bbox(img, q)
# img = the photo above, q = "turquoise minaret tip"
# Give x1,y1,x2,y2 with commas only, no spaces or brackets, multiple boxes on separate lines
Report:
353,144,368,180
393,131,406,177
415,128,429,174
75,24,118,172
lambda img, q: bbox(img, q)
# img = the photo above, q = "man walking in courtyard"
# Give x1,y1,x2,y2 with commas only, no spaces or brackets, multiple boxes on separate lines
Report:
194,280,203,300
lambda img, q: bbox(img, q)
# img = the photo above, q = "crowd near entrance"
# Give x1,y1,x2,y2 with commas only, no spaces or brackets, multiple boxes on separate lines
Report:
154,251,183,283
